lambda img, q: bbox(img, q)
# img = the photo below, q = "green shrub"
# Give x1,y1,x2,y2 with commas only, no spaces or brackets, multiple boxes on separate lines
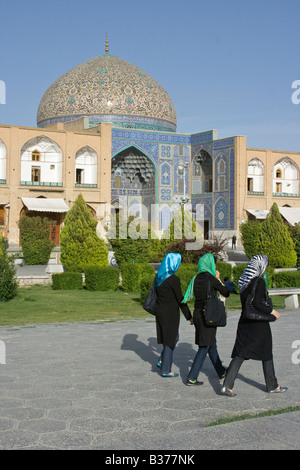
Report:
240,220,262,260
233,263,275,291
85,266,120,291
107,214,153,265
216,261,232,282
289,222,300,267
232,264,247,292
273,270,300,288
60,194,108,272
258,204,297,268
0,237,18,301
176,263,198,295
121,263,155,292
18,216,55,265
140,273,156,304
52,272,83,290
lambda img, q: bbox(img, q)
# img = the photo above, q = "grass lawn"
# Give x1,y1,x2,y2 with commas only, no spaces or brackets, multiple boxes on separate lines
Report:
0,284,287,327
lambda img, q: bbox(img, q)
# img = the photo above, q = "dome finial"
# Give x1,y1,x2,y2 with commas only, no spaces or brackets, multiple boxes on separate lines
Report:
105,33,109,53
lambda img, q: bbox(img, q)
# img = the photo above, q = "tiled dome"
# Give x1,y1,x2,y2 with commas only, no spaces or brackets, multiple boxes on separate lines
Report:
37,51,177,132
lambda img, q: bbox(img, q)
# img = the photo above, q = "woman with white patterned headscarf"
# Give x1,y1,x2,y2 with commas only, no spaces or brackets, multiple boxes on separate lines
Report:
221,255,287,397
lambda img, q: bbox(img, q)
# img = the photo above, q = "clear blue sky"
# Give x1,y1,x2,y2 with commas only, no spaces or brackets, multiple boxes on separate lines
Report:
0,0,299,151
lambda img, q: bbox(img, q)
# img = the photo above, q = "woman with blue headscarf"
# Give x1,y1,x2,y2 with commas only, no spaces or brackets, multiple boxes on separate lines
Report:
155,253,193,377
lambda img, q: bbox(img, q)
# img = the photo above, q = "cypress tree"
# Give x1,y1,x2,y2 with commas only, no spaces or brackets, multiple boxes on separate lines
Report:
258,203,297,268
60,194,108,272
0,237,18,301
240,219,262,260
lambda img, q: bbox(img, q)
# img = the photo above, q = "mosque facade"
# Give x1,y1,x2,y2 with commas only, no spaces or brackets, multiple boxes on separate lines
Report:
1,41,300,246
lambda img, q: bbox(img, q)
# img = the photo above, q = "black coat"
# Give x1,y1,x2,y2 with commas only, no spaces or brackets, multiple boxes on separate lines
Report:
193,272,229,347
232,277,276,361
155,274,192,349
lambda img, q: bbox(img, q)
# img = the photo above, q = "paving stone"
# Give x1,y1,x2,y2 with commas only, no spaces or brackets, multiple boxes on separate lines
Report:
0,309,299,450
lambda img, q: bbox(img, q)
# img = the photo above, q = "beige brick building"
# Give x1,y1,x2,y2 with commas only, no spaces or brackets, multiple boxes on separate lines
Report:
0,121,111,245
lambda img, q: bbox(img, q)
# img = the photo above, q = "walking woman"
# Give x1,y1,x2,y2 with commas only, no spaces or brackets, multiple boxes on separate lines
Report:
155,253,193,377
182,254,230,386
221,254,288,397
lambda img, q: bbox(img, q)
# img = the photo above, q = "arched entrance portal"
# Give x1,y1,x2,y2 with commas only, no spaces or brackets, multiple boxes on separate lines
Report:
111,146,156,221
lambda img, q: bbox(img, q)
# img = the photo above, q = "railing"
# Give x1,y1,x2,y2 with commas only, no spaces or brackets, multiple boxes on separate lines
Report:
247,191,264,196
20,181,63,187
75,183,98,188
248,191,299,198
273,192,299,197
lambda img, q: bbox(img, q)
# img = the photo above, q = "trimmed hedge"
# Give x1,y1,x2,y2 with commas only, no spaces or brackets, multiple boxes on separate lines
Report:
233,264,275,291
273,270,300,287
85,266,120,291
140,273,156,304
121,263,155,292
216,261,232,282
176,264,198,295
52,272,83,290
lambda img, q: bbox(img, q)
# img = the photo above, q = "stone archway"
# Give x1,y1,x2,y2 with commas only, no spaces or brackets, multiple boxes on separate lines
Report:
111,146,156,220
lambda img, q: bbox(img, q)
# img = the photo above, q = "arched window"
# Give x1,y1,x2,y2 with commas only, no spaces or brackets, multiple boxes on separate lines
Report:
192,150,212,193
247,158,264,193
75,146,98,188
273,157,299,196
20,136,63,186
0,139,7,183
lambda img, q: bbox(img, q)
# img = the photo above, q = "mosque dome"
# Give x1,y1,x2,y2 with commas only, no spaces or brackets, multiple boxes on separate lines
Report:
37,43,177,132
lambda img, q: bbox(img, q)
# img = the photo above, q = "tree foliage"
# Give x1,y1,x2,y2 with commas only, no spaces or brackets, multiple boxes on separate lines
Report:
107,213,151,265
258,203,297,268
0,237,18,302
288,222,300,267
241,203,297,268
240,219,262,260
18,215,55,265
60,194,108,272
159,206,203,259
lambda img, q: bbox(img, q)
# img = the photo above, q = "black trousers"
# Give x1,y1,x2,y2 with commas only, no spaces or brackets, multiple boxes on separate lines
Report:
223,356,278,392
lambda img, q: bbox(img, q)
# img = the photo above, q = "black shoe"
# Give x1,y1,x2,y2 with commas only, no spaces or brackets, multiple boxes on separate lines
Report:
186,379,204,386
269,386,288,393
220,386,236,397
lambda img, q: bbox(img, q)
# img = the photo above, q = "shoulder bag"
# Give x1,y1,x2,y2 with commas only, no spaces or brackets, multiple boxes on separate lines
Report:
203,280,227,327
143,281,157,315
242,278,273,321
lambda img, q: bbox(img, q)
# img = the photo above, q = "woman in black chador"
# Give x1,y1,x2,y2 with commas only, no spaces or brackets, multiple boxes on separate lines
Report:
155,253,193,377
221,254,288,397
182,253,230,386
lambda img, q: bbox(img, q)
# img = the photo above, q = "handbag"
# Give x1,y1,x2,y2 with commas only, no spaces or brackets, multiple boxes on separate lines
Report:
143,281,157,315
242,278,273,321
203,281,227,327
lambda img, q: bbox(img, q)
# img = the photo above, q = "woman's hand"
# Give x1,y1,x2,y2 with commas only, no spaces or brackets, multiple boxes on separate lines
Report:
271,309,280,319
215,270,224,285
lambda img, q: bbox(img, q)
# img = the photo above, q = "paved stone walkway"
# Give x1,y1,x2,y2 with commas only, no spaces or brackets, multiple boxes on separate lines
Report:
0,308,299,450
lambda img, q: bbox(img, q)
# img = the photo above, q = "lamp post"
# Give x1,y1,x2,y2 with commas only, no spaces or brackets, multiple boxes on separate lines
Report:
178,162,190,206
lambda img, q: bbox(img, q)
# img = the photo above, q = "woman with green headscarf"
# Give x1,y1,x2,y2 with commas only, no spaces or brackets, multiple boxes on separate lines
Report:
182,253,230,386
